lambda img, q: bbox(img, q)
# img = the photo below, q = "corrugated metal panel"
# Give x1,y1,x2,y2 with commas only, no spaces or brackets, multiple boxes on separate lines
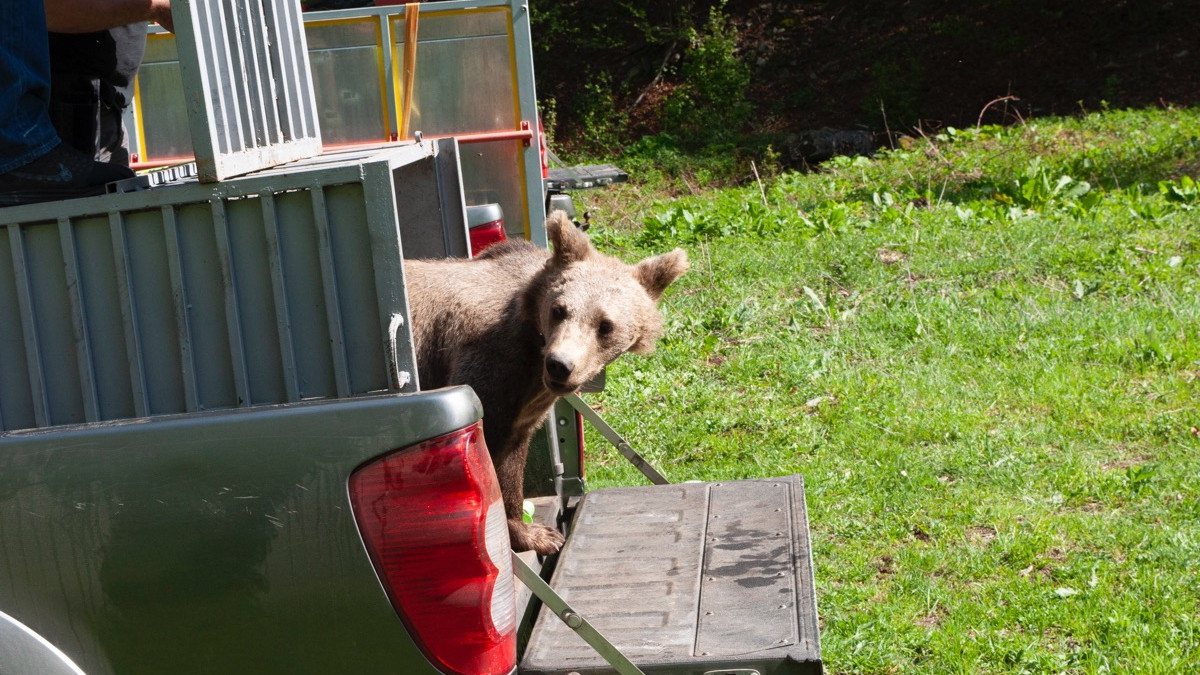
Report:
172,0,323,181
0,142,470,432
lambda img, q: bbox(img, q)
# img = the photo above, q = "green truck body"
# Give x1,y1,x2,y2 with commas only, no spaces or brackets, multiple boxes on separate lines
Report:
1,390,483,674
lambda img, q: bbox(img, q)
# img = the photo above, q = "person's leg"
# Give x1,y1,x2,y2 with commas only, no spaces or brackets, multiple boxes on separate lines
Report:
0,0,59,174
0,1,134,208
49,24,142,168
48,72,105,160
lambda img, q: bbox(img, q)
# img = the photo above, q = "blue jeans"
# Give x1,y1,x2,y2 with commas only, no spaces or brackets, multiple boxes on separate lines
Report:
0,0,59,175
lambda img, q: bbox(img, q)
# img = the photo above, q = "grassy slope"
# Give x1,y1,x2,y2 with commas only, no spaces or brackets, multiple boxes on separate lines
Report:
577,106,1200,674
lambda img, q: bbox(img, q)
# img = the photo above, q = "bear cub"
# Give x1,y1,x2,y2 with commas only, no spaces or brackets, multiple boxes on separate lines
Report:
404,210,688,554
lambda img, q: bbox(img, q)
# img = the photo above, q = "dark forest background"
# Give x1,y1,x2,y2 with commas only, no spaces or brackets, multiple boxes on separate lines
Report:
529,1,1199,166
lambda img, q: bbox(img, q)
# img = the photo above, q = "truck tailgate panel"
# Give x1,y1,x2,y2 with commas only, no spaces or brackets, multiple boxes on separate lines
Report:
522,475,821,674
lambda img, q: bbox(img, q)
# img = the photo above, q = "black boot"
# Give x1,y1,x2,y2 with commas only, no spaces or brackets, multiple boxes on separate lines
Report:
0,141,135,207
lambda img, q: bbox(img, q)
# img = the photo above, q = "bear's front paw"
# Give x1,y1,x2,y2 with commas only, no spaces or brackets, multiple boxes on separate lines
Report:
508,519,565,555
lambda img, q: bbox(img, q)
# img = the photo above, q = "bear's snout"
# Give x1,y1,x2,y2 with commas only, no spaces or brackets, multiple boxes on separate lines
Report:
545,354,575,385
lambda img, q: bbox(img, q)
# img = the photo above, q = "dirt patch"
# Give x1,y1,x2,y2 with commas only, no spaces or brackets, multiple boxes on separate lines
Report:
1019,563,1052,581
915,611,942,630
876,248,908,265
967,525,997,545
1101,456,1153,471
803,395,837,413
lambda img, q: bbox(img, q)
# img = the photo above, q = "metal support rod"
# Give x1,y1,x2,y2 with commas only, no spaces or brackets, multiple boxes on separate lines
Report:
510,552,646,675
563,393,670,485
398,3,419,140
129,128,537,171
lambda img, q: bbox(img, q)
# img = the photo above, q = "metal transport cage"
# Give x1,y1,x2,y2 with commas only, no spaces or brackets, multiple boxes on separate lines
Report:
131,0,547,243
0,141,469,432
1,0,488,433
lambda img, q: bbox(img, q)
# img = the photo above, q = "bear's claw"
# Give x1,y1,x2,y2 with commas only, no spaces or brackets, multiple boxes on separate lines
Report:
509,519,565,555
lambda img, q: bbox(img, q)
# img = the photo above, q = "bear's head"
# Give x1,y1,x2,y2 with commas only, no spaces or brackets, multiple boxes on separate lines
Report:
525,211,689,395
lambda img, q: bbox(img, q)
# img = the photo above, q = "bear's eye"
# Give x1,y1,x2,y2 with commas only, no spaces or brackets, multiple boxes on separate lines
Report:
597,319,614,338
550,304,567,322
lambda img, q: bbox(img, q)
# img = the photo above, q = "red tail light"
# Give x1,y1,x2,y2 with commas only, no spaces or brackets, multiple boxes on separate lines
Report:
469,221,507,256
349,422,516,675
467,203,507,257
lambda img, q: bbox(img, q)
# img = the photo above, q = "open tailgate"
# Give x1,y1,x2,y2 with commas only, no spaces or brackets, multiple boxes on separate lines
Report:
521,475,822,675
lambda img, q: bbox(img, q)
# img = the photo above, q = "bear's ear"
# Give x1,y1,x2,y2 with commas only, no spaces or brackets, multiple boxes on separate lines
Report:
633,248,689,301
547,210,592,266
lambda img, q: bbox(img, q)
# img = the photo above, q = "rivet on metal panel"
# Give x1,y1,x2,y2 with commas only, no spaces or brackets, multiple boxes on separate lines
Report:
561,611,583,629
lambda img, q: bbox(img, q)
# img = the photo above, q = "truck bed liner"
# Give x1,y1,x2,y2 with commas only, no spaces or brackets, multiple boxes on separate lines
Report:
522,475,821,675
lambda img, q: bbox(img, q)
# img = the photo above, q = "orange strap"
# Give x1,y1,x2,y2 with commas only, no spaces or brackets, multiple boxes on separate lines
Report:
399,3,420,140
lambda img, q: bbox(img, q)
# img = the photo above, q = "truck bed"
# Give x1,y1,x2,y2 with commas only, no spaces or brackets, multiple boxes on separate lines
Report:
522,475,822,675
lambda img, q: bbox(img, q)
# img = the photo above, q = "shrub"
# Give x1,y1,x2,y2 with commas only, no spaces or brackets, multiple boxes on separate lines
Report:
662,5,751,150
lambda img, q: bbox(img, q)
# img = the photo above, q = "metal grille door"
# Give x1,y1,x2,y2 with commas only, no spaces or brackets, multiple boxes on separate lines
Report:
172,0,323,182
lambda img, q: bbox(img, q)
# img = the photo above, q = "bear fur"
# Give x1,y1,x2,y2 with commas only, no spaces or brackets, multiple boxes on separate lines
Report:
403,211,688,554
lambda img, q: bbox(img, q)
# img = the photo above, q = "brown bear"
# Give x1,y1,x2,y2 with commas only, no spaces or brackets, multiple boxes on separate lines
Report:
404,210,688,554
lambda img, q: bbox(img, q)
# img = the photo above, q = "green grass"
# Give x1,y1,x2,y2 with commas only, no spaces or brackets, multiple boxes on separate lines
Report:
576,106,1200,675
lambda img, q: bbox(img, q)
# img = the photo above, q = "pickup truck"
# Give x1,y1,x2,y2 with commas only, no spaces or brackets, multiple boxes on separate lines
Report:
0,1,822,673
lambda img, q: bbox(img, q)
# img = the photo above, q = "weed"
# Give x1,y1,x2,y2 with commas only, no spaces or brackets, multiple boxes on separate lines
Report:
1159,175,1199,207
1005,159,1101,215
1124,463,1157,495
